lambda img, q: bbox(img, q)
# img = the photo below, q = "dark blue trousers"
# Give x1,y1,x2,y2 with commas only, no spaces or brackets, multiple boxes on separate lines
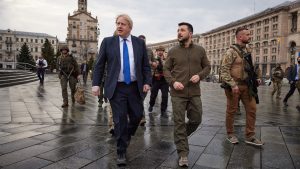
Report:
109,82,143,155
37,68,45,84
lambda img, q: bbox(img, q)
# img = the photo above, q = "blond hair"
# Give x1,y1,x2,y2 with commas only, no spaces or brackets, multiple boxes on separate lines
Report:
116,14,133,29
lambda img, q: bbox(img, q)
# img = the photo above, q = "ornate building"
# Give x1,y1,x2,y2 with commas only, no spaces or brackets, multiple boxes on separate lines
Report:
0,29,58,69
66,0,99,63
148,1,300,78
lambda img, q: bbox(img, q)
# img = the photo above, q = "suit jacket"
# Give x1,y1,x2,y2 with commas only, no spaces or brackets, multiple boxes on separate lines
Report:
92,35,152,99
287,64,300,82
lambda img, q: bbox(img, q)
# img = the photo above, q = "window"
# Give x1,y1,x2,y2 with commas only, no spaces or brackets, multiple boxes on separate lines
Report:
263,56,268,62
273,24,278,30
257,28,261,34
272,55,276,61
256,49,260,55
31,39,33,43
272,16,278,22
249,23,254,28
264,19,269,25
0,36,2,41
256,21,261,27
35,47,38,52
31,48,33,52
263,41,268,46
41,39,43,43
272,47,277,53
264,26,269,32
256,57,259,63
16,38,19,42
255,43,260,48
291,12,298,33
35,39,38,43
256,36,260,41
250,30,254,35
26,38,28,42
271,40,277,45
52,40,54,44
273,32,277,37
16,48,19,51
0,44,2,49
21,38,23,42
264,34,269,39
263,49,268,54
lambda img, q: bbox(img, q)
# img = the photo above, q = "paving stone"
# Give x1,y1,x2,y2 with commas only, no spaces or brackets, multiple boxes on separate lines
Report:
188,134,214,147
0,138,43,154
4,124,49,133
261,143,294,169
0,131,42,145
2,157,52,169
75,144,113,161
196,154,230,169
0,145,53,166
31,133,59,142
41,156,91,169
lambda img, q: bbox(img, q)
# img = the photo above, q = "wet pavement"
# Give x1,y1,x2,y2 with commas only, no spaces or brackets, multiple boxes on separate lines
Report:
0,74,299,169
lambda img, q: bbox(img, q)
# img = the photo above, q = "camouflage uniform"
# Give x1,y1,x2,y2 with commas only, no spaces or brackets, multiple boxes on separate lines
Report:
220,44,259,139
58,54,79,106
271,66,284,98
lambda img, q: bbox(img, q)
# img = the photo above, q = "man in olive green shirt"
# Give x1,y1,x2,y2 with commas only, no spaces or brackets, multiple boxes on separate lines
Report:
164,22,210,167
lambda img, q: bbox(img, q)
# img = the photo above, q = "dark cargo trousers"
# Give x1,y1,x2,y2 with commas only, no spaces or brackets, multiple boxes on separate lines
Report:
171,96,202,157
60,75,77,104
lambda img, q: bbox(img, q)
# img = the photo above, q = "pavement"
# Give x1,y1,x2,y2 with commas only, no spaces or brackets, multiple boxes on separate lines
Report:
0,74,299,169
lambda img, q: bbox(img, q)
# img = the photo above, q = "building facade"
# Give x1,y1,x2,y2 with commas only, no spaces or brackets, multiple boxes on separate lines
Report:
0,29,58,69
66,0,99,63
148,1,300,78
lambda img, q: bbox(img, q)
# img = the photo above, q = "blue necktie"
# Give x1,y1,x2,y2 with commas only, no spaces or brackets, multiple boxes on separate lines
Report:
123,39,131,84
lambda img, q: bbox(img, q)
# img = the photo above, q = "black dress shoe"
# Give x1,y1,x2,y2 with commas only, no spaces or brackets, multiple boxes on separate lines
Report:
117,153,127,166
148,106,153,112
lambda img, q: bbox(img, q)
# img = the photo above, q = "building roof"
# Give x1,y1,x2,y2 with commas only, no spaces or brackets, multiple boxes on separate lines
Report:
0,29,56,38
201,0,300,35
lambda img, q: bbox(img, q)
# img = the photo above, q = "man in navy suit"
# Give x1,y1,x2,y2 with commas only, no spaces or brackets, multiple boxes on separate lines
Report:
283,56,300,106
92,14,151,166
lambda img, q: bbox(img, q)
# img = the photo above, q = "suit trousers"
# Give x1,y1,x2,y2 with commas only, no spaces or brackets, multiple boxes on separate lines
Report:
225,84,256,138
283,81,300,102
109,82,143,155
171,96,202,157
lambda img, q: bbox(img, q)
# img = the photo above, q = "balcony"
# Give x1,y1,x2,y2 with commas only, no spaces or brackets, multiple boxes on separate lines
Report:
5,50,12,54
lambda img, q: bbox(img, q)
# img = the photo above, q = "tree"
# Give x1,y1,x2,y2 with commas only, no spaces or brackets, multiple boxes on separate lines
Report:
41,39,55,71
18,43,35,66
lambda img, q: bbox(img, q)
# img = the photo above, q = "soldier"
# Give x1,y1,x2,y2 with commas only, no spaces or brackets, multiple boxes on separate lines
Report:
271,64,284,99
148,46,169,118
58,46,80,107
220,27,263,146
164,22,210,167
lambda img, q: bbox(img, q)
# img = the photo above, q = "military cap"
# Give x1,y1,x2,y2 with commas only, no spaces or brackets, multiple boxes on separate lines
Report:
156,46,165,51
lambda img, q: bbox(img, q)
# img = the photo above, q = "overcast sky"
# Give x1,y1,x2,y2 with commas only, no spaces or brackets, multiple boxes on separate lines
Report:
0,0,293,44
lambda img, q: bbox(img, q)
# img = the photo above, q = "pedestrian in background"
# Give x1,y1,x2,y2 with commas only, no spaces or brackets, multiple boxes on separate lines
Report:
36,56,48,85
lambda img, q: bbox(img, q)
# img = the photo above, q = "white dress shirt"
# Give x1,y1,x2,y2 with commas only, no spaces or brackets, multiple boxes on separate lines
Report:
118,35,136,82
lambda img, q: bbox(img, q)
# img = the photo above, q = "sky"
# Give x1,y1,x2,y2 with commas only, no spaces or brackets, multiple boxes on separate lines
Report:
0,0,294,44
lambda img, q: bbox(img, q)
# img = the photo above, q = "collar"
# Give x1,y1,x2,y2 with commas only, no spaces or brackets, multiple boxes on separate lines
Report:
119,35,132,42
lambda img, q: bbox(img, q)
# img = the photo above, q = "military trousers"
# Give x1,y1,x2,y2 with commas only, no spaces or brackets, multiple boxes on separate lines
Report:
272,80,282,97
225,84,256,138
60,75,77,104
171,96,202,157
149,78,169,112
